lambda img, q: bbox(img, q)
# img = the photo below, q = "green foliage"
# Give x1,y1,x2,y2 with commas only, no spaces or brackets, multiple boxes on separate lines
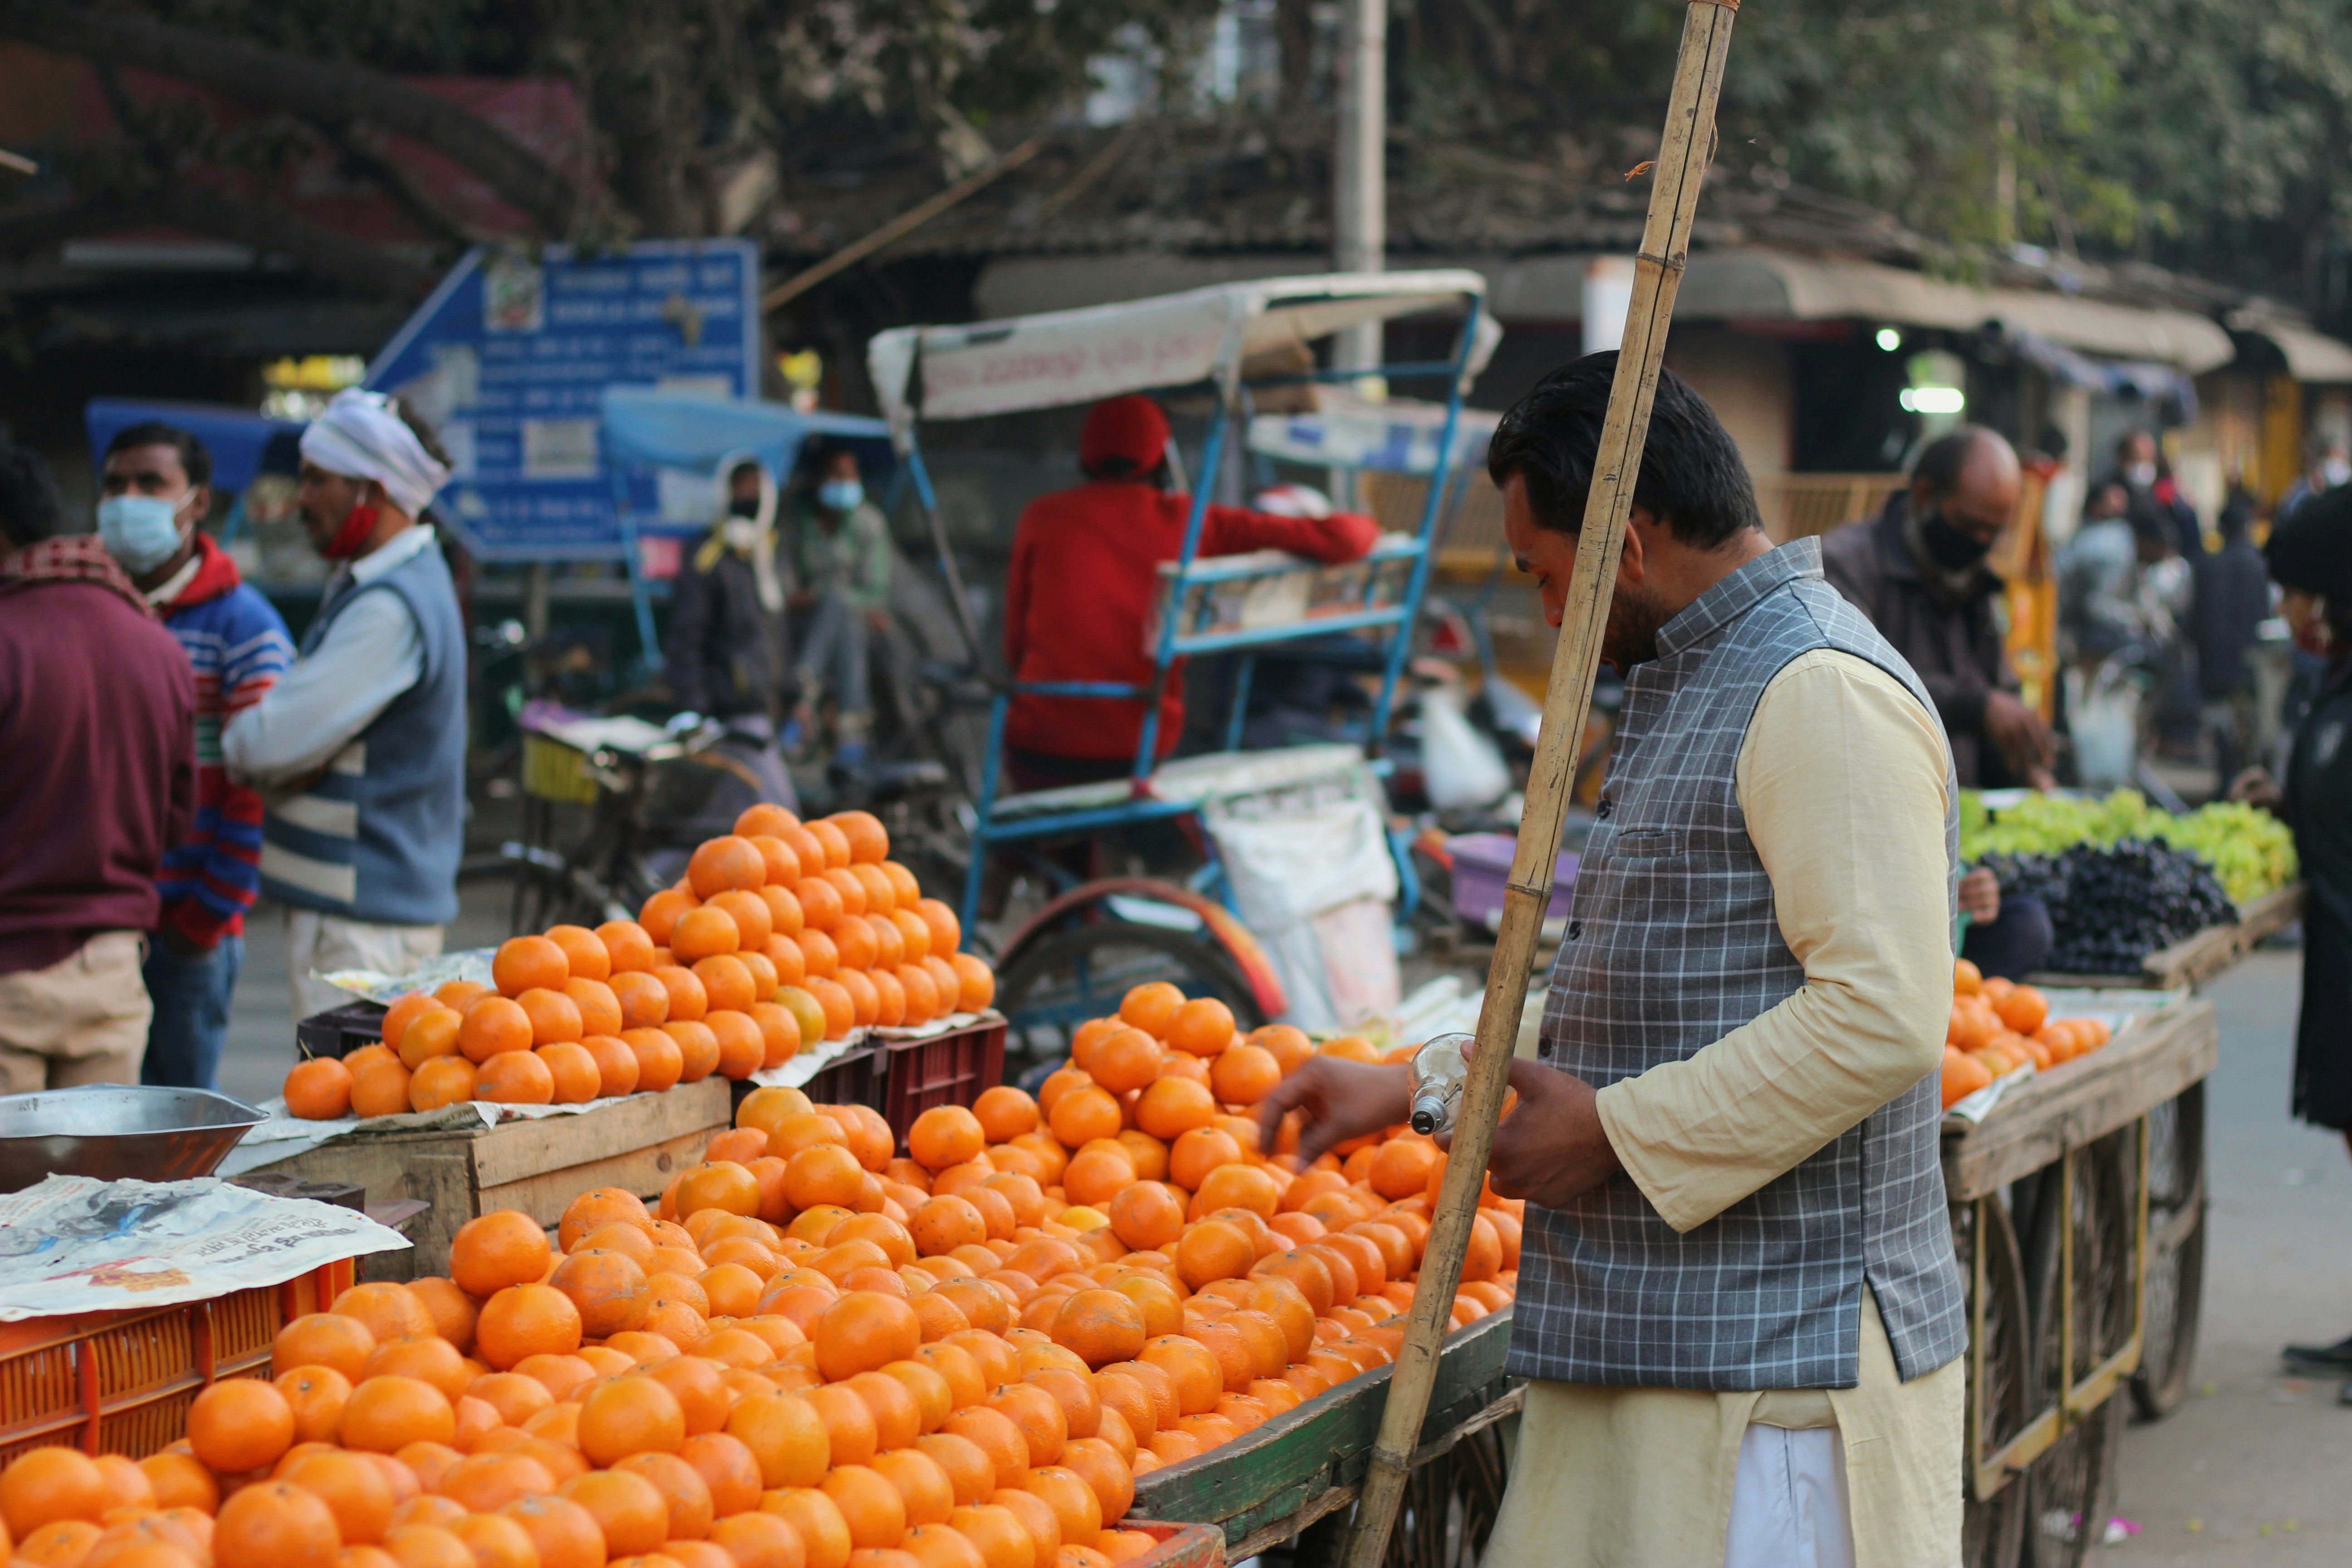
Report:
1961,789,2298,903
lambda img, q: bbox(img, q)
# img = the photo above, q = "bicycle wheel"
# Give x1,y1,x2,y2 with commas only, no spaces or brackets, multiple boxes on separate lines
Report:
2131,1083,2207,1420
1954,1196,2030,1568
995,920,1265,1074
2022,1136,2131,1568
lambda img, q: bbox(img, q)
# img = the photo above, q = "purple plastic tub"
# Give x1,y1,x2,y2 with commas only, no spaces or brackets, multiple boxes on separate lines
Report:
1447,833,1579,929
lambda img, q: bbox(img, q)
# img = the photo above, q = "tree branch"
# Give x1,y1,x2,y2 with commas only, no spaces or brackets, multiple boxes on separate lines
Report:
0,0,577,236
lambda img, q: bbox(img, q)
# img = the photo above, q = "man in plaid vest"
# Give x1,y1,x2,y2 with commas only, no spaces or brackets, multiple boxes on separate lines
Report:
1264,357,1965,1566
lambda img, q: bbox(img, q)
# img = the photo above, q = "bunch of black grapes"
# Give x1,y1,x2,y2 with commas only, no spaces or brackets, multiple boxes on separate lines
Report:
1980,839,2234,974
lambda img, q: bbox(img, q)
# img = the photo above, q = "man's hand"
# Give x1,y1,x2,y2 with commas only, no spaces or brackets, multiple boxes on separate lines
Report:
2229,766,2283,812
1984,690,2056,779
1471,1056,1622,1210
1255,1058,1409,1168
1958,867,2001,925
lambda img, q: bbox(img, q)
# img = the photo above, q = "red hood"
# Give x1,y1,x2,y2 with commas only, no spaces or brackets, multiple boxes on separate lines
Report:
164,532,245,612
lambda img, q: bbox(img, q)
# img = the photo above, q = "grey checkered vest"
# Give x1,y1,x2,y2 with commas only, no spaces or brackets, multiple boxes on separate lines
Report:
1509,536,1967,1390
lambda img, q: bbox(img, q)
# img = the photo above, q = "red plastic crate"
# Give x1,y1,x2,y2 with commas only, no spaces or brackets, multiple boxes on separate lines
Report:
882,1015,1006,1147
0,1257,356,1464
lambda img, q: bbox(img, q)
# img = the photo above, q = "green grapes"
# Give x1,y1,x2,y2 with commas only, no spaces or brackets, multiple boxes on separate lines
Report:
1960,789,2297,904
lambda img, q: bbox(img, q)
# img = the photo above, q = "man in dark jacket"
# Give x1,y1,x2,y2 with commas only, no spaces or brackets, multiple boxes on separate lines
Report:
1823,425,2055,789
0,441,194,1092
2194,488,2274,779
662,452,797,822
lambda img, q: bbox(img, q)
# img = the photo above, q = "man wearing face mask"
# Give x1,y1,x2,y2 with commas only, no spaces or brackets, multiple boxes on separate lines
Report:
223,389,464,1022
1823,425,2058,789
98,423,293,1088
787,441,891,764
662,453,799,819
2107,429,2204,557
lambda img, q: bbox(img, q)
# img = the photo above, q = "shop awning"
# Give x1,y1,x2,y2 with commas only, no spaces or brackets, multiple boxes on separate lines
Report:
1680,247,2236,374
2227,310,2352,383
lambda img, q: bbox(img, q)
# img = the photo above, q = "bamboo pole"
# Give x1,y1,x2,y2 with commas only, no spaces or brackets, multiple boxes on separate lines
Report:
1335,6,1740,1566
761,138,1044,314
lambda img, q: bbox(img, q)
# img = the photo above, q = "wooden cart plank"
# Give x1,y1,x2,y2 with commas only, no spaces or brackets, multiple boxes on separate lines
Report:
470,1081,731,1189
1941,1001,2216,1200
477,1127,719,1226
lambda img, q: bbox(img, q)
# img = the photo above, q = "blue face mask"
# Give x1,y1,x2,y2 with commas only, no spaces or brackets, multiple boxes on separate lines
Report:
97,495,189,574
818,478,864,514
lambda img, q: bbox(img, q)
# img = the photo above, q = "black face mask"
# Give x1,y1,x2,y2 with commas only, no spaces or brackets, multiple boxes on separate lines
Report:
1920,507,1993,569
728,495,761,519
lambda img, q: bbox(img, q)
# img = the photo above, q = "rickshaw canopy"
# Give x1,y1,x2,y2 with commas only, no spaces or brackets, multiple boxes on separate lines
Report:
867,270,1496,439
597,387,894,490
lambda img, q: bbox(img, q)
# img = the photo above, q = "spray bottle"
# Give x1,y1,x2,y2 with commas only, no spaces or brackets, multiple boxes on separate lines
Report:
1406,1032,1476,1138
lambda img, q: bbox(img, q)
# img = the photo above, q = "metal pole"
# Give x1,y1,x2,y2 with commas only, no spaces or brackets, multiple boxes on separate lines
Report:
1334,6,1740,1567
1332,0,1386,379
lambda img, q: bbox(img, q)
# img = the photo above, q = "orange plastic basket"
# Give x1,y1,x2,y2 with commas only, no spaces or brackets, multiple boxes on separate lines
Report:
0,1256,355,1464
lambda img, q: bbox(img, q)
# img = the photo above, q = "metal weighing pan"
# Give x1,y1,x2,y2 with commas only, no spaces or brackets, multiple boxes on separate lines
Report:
0,1085,267,1194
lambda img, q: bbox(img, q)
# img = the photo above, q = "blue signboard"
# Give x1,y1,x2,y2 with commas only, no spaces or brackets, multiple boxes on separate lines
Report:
364,240,761,563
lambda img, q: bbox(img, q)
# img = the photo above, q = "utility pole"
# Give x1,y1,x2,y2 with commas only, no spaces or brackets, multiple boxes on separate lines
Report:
1332,0,1386,382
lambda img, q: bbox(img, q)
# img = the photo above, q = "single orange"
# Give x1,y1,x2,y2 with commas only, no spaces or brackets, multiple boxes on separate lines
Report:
275,1311,378,1381
625,1028,686,1092
599,921,661,976
477,1049,556,1105
475,1284,583,1371
494,936,570,998
285,1057,355,1120
560,1470,672,1557
538,1041,604,1103
458,996,534,1063
213,1484,339,1568
762,1491,852,1568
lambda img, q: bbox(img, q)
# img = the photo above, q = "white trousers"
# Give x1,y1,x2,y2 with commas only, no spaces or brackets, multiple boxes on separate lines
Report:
286,908,442,1023
1725,1424,1854,1568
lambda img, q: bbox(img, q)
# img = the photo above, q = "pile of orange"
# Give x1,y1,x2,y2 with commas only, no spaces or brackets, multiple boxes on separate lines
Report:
283,808,998,1122
1940,959,2112,1107
20,984,1516,1568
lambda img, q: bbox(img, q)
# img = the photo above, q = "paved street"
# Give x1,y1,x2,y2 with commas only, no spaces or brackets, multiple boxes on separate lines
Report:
2114,948,2352,1563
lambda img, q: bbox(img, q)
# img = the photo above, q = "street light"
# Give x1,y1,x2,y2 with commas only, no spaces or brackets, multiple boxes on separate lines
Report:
1876,327,1904,352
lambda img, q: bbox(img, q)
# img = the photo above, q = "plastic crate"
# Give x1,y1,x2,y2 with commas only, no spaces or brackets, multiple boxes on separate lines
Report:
882,1015,1007,1148
295,999,390,1061
0,1257,356,1464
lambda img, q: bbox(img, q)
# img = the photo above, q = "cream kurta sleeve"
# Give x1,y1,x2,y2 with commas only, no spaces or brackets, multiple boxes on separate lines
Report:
1592,647,1955,1232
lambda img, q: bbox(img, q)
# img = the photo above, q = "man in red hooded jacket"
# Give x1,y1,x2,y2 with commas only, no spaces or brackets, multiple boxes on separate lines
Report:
1001,395,1379,790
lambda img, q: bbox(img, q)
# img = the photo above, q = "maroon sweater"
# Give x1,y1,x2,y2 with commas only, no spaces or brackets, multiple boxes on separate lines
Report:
0,545,196,975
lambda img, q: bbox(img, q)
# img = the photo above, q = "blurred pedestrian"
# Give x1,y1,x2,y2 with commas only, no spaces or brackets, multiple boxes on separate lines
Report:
2192,486,2274,781
2057,480,2142,663
0,441,193,1091
2275,430,2350,525
2230,491,2352,1392
788,440,892,765
2107,429,2203,556
98,422,293,1089
224,391,464,1022
662,451,799,832
1823,424,2057,787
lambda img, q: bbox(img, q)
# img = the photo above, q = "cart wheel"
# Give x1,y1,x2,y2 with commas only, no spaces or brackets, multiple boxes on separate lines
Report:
1276,1420,1511,1568
2022,1135,2132,1568
994,920,1266,1073
2131,1083,2207,1420
1954,1196,2030,1568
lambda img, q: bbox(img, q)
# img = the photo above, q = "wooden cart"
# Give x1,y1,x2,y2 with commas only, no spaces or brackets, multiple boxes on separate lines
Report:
1948,995,2217,1568
1128,1309,1520,1568
241,1080,734,1279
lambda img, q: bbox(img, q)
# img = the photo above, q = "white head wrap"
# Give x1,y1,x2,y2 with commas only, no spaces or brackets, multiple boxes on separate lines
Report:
300,389,451,518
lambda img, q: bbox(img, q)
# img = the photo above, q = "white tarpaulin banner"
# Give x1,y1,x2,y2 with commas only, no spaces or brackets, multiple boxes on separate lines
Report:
869,270,1490,436
0,1176,410,1322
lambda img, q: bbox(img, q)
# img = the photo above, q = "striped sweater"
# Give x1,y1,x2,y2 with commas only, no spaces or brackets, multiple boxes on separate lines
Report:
156,534,294,947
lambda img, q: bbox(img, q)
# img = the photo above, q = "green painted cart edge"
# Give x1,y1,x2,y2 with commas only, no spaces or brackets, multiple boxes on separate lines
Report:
1128,1307,1520,1546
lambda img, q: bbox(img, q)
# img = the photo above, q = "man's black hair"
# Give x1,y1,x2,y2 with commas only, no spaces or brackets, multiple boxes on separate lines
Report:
103,421,213,489
799,436,862,479
0,440,65,548
1911,425,2007,499
1485,353,1761,548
